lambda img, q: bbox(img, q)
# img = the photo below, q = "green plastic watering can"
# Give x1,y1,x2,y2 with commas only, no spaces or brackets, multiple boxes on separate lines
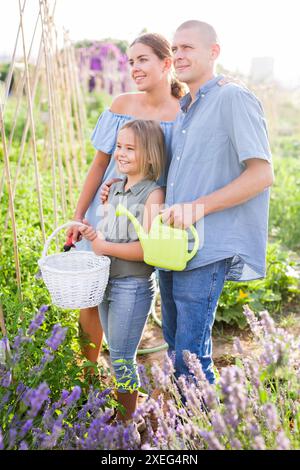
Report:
115,203,200,271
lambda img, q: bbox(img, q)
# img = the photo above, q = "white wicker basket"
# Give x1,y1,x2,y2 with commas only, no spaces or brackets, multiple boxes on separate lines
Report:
38,222,111,309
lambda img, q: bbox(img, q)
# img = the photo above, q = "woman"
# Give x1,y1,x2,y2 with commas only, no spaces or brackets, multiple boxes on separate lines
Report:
67,33,185,373
79,119,166,423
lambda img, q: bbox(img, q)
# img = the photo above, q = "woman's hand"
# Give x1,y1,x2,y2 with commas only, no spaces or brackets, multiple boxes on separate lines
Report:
66,217,84,243
100,178,122,203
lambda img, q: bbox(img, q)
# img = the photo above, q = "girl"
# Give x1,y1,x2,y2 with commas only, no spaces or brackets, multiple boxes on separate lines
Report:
78,119,165,423
67,33,185,370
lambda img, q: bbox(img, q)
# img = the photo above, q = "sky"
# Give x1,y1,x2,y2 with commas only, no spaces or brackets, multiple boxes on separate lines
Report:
1,0,300,86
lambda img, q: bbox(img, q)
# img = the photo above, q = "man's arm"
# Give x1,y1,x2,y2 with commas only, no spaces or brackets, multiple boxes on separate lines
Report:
161,158,274,228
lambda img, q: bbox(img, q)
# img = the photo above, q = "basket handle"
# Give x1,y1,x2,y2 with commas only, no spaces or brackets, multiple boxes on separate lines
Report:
41,221,89,260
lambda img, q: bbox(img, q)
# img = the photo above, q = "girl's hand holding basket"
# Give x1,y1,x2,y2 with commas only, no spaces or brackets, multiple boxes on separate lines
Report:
79,219,106,255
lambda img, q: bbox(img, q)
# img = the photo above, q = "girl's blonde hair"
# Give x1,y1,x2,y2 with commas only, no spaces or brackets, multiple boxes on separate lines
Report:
119,119,166,181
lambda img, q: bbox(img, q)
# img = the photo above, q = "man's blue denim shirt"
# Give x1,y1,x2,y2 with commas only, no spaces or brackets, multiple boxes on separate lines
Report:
166,75,272,281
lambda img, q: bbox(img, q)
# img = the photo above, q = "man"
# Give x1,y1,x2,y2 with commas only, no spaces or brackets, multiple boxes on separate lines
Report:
160,20,273,384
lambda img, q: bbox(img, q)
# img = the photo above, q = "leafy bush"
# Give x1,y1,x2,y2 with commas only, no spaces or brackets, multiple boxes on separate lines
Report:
85,90,112,130
269,154,300,251
217,243,300,328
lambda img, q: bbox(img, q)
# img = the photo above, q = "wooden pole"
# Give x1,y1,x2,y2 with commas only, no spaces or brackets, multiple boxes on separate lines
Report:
55,47,75,209
62,36,81,188
69,42,87,162
2,0,26,113
39,0,58,247
18,0,46,243
0,4,40,203
43,4,67,220
0,102,22,299
2,66,43,235
0,304,7,337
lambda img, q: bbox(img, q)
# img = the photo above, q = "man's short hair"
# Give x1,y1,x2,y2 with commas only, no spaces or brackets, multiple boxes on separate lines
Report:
176,20,219,46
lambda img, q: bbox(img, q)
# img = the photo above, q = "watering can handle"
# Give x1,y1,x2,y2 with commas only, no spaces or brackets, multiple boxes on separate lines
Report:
157,214,199,261
41,221,89,260
186,224,200,261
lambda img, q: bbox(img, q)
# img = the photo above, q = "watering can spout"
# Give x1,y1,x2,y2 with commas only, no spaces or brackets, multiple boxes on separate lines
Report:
115,203,147,242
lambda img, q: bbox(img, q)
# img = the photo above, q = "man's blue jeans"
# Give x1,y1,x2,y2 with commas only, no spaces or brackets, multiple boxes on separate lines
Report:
159,258,232,384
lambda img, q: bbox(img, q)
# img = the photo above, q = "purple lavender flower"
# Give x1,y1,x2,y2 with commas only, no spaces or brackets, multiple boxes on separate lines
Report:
230,437,242,449
20,419,33,438
30,348,54,375
183,350,207,383
199,430,224,450
233,337,244,354
243,305,262,338
40,423,62,449
19,441,29,450
252,435,266,450
0,390,11,409
151,361,171,390
223,405,240,430
246,419,261,438
27,305,48,335
0,428,3,450
276,431,291,450
46,324,67,351
65,386,81,407
0,339,7,364
23,382,50,418
11,328,26,350
262,403,279,432
9,428,17,449
138,364,152,394
259,311,276,335
1,369,12,387
211,411,228,435
243,359,261,390
16,382,27,395
52,389,69,410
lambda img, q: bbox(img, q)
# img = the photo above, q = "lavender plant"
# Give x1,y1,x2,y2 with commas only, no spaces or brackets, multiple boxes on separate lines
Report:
1,304,300,450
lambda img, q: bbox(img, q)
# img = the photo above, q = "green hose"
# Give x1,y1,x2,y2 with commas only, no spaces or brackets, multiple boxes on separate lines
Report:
137,291,168,355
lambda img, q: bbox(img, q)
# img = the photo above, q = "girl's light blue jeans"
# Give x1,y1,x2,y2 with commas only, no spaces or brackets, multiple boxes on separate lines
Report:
99,275,156,393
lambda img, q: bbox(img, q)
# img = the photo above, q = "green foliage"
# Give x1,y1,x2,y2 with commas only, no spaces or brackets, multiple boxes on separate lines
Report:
269,153,300,251
217,243,300,328
272,136,300,159
85,90,112,133
2,96,46,145
0,63,10,81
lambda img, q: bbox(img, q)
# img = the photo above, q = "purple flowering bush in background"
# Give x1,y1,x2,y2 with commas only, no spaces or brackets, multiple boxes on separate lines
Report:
1,304,300,450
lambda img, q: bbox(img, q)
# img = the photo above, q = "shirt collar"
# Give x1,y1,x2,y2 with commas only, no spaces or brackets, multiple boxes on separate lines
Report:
113,176,150,196
180,74,224,112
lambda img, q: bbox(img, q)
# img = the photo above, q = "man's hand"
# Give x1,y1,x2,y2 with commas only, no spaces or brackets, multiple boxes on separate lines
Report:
100,178,122,203
160,202,204,229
